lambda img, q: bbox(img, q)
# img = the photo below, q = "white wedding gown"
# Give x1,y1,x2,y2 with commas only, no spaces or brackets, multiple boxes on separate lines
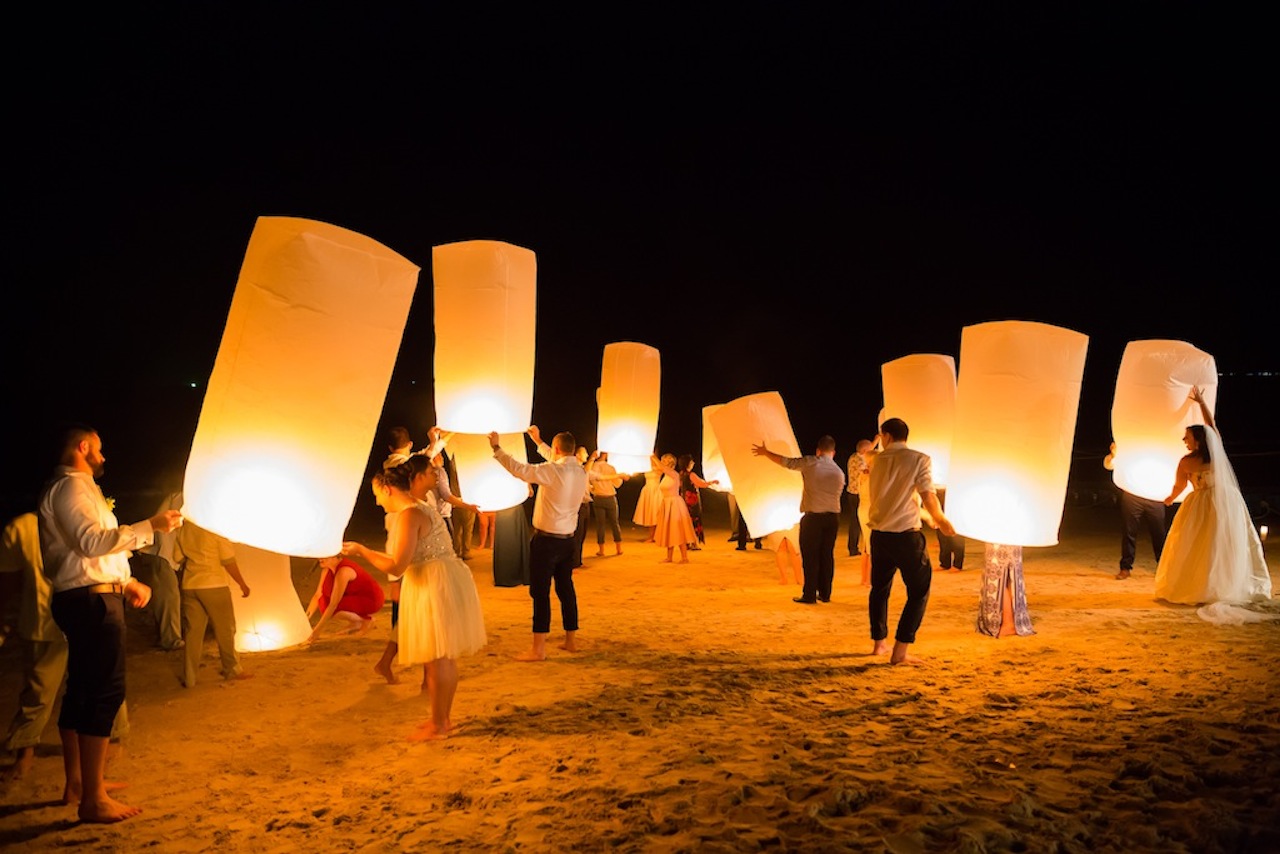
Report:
1153,427,1272,624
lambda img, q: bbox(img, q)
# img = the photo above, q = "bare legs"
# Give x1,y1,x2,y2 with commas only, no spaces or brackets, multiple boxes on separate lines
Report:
515,630,578,662
516,632,549,662
375,641,399,684
411,657,459,741
661,544,689,564
60,729,138,823
1,746,35,783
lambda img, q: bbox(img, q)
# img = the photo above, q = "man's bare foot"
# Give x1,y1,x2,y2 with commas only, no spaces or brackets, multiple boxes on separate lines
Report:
78,794,142,823
1115,569,1131,580
515,648,547,662
871,640,891,656
659,558,672,564
595,549,605,557
2,749,34,782
224,672,253,682
677,558,689,564
559,640,578,652
374,660,399,684
615,547,623,555
889,641,923,665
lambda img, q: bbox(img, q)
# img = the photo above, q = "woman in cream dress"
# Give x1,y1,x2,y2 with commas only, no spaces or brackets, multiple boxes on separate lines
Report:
651,453,696,564
632,459,665,541
344,464,487,739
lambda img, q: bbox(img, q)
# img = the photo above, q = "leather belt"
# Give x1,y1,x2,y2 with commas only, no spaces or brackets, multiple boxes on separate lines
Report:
533,529,574,540
79,582,125,594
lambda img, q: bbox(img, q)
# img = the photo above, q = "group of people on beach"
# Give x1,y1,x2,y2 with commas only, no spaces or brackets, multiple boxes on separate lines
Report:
2,389,1271,824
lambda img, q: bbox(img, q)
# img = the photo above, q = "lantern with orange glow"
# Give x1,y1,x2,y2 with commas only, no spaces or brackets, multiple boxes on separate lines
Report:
881,354,956,487
432,240,537,511
708,392,802,537
701,405,732,492
183,216,418,555
1111,340,1218,502
231,544,313,652
596,342,661,476
946,321,1088,638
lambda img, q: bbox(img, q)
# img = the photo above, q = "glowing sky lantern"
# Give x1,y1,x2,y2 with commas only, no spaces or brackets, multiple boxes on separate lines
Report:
708,392,803,537
230,544,313,652
947,321,1088,638
432,240,536,511
881,354,956,487
596,342,661,476
701,405,732,492
184,216,419,557
948,321,1089,547
1111,340,1218,502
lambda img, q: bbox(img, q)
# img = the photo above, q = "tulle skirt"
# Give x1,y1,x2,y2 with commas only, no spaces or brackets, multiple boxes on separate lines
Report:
1154,487,1270,606
398,556,487,663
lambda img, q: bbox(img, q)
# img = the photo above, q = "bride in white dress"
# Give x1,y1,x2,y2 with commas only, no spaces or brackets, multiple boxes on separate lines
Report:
1153,387,1271,623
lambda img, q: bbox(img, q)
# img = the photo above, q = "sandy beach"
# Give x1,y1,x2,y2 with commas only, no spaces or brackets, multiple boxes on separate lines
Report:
2,502,1278,853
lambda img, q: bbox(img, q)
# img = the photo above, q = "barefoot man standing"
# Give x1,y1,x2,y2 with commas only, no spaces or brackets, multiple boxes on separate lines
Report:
489,426,586,662
866,417,955,666
38,424,183,822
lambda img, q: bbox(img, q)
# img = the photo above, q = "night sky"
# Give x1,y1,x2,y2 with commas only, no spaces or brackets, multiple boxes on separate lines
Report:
4,5,1273,522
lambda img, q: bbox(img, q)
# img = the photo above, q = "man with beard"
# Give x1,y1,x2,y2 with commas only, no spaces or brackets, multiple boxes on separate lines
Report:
38,424,182,822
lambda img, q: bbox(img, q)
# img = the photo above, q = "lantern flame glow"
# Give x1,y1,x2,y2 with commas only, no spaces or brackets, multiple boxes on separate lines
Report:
708,392,803,538
1111,340,1217,502
596,342,661,476
183,216,419,557
946,321,1088,547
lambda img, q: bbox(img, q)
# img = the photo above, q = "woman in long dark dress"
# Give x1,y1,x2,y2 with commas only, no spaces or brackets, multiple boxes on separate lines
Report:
492,484,533,587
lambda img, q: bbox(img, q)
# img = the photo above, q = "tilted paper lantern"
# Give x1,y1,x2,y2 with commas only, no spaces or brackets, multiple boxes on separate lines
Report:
881,354,957,487
432,240,537,511
947,321,1089,547
184,216,419,558
230,544,313,652
596,342,661,476
701,405,732,492
1111,340,1218,502
708,392,802,537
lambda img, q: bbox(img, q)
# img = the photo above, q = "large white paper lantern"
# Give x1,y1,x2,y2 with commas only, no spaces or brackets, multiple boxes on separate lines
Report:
1111,340,1218,502
701,405,732,492
432,240,537,511
230,543,313,652
881,354,957,487
947,321,1089,547
708,392,802,537
596,342,661,476
432,240,536,432
184,216,419,558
